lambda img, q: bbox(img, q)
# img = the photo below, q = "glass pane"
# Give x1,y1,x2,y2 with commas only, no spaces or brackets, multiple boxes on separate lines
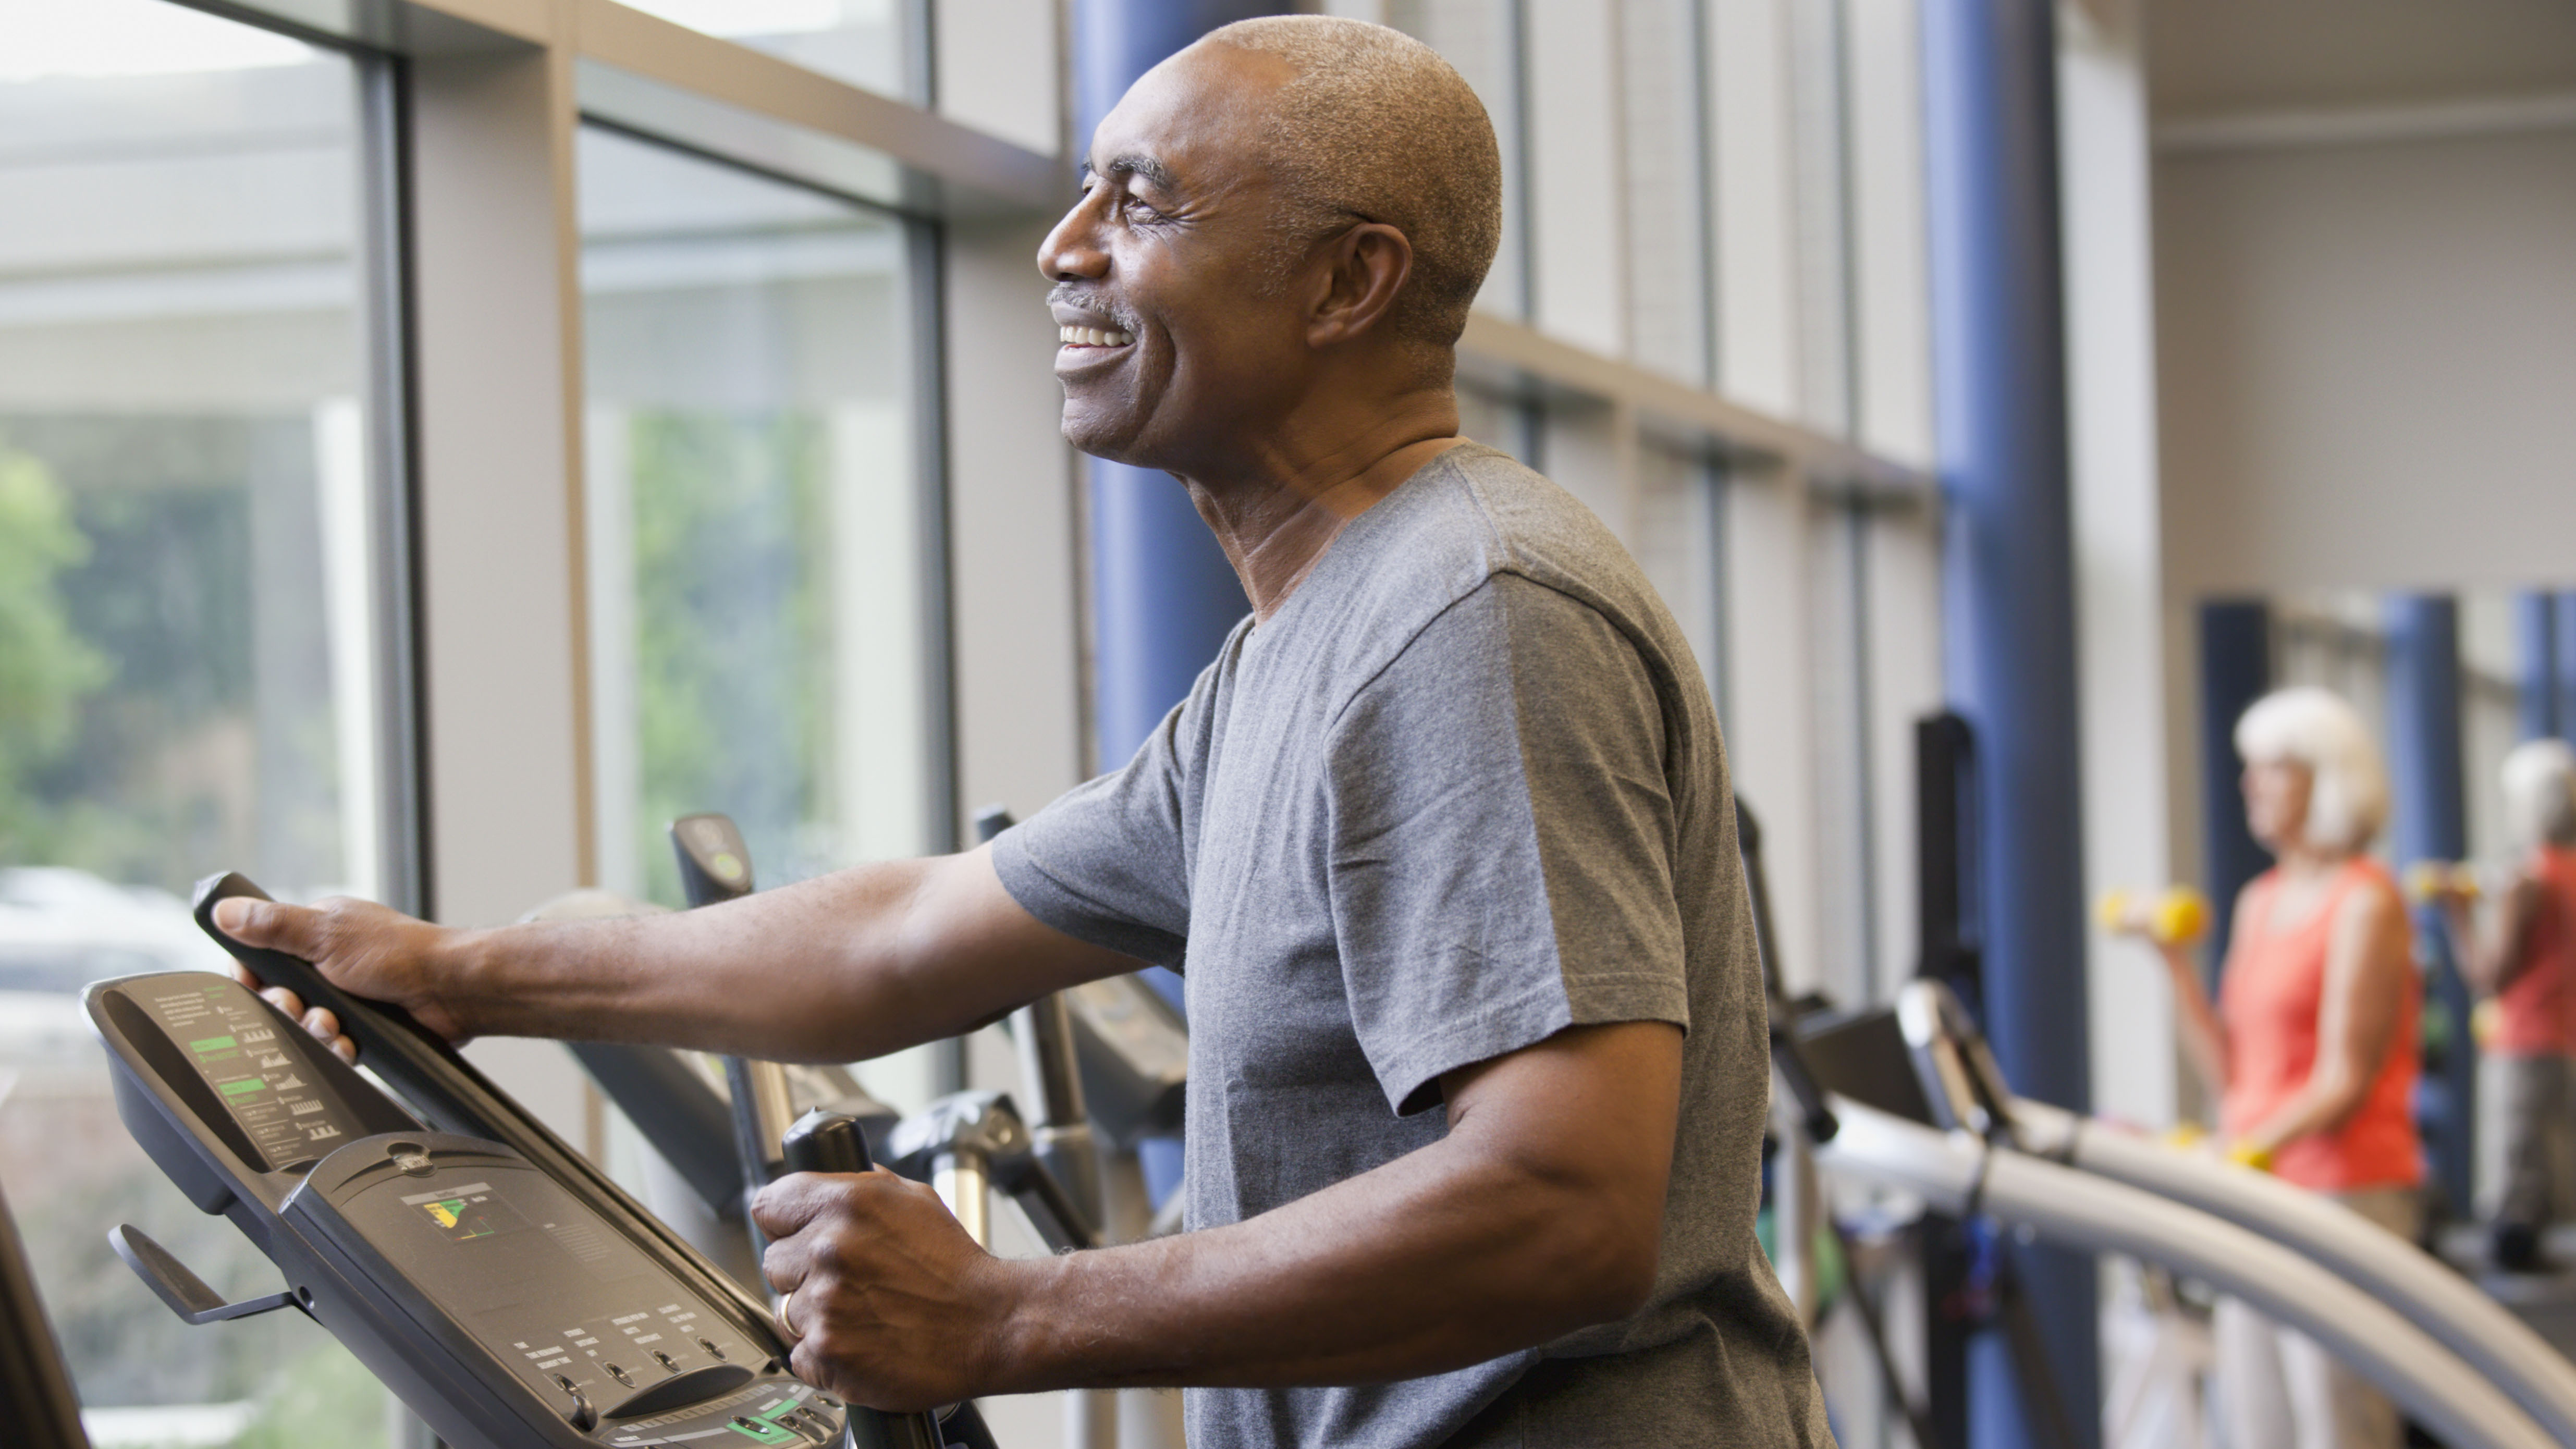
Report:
1619,0,1712,385
617,0,919,101
579,125,933,917
0,1,398,1443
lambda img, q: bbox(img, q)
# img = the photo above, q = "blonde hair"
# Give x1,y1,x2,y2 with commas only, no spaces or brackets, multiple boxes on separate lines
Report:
2234,686,2390,854
2503,739,2576,850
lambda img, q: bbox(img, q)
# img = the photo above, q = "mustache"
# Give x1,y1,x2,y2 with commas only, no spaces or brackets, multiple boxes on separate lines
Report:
1047,286,1135,330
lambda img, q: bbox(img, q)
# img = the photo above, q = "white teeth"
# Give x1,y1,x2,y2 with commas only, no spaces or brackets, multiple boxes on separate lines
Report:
1058,325,1135,347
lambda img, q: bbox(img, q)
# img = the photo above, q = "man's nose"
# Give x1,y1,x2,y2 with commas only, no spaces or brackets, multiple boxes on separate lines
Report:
1037,199,1110,281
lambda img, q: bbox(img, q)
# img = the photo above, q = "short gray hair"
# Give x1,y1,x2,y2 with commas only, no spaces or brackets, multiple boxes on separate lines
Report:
1200,16,1502,348
2503,739,2576,849
2235,686,2390,854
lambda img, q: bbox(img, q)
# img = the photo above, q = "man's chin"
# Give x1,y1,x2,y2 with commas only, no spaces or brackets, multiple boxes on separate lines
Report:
1059,408,1157,469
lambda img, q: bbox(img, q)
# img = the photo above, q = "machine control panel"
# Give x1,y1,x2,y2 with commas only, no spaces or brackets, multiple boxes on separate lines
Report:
291,1139,774,1425
129,976,377,1169
90,966,848,1449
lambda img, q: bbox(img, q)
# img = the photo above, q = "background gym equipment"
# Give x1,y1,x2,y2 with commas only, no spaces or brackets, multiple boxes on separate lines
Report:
1891,974,2576,1447
1816,1092,2560,1449
973,806,1104,1250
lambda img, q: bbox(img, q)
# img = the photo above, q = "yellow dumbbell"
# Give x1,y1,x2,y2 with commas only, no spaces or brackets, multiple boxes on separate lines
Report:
2472,997,2503,1052
2097,887,2213,946
2405,861,2481,905
2223,1140,2274,1174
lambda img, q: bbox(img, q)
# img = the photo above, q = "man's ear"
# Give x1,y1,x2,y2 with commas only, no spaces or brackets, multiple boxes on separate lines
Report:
1307,222,1414,348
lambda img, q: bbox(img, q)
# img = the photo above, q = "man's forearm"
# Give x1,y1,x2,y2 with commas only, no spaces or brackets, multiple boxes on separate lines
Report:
440,850,1114,1061
984,1129,1654,1393
438,859,939,1056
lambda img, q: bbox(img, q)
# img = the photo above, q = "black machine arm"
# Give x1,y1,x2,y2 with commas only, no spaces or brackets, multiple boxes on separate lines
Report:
664,818,988,1449
1735,799,1838,1146
1,1180,89,1449
668,815,801,1213
974,805,1103,1248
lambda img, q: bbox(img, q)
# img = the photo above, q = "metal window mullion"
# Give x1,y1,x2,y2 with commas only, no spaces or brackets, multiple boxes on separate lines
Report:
357,49,432,919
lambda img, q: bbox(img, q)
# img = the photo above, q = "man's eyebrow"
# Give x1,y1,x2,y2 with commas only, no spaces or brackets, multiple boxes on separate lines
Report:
1082,151,1179,192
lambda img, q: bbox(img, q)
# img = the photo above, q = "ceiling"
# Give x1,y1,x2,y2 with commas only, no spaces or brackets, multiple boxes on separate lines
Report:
2146,0,2576,117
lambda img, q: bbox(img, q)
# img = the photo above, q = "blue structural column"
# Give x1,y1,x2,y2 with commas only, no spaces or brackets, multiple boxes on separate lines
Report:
2198,601,2275,980
2517,592,2560,741
2387,595,2474,1215
1920,2,2097,1443
2557,594,2576,752
1074,0,1276,772
1073,0,1284,1206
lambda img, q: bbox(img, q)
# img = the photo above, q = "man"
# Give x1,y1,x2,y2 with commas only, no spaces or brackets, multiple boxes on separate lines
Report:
224,17,1830,1447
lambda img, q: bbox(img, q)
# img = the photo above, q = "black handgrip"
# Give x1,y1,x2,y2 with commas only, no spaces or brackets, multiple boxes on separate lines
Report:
192,874,491,1131
1768,1019,1841,1145
781,1109,873,1175
972,806,1014,845
189,871,792,1358
671,814,755,907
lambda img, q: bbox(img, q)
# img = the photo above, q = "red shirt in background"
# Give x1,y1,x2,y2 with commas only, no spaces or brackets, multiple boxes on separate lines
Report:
2219,858,2423,1193
2494,843,2576,1057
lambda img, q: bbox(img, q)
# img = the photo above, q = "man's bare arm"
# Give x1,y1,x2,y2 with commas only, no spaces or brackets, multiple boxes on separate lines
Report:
211,845,1144,1062
751,1019,1684,1408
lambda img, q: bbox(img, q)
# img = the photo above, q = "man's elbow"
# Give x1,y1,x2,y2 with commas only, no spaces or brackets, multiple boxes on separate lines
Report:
1536,1210,1662,1327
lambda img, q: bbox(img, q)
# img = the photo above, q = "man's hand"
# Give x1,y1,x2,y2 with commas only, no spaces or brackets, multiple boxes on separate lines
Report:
752,1170,1024,1410
212,895,477,1058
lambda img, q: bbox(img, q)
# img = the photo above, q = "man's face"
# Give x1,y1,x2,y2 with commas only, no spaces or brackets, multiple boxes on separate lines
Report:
1038,46,1316,469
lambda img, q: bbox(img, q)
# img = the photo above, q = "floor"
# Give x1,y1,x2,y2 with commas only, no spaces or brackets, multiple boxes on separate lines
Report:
2435,1222,2576,1358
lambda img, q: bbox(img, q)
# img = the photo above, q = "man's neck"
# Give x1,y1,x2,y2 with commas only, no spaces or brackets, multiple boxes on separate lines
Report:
1174,394,1464,623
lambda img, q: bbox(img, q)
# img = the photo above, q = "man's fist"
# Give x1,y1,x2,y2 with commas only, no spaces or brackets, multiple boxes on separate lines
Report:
212,895,476,1055
754,1169,1023,1410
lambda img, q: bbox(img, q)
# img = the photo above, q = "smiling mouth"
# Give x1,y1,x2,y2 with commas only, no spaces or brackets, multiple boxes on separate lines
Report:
1059,325,1134,349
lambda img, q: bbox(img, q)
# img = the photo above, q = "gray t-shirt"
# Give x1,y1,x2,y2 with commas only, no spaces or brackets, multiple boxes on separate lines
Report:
993,444,1830,1448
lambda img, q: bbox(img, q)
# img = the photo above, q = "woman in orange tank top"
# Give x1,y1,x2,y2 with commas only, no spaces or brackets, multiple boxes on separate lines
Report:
2435,738,2576,1271
2115,686,2421,1449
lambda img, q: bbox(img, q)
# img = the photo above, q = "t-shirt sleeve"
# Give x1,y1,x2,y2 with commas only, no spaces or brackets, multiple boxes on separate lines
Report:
1328,573,1690,1116
989,679,1205,969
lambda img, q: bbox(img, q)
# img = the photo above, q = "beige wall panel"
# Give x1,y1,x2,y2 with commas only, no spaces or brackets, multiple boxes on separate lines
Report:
409,45,596,1143
2155,129,2576,595
1865,505,1943,1001
945,215,1089,822
410,47,586,926
935,0,1061,157
1523,0,1627,356
2064,3,2180,1125
1846,0,1934,467
1708,0,1800,417
1724,474,1824,996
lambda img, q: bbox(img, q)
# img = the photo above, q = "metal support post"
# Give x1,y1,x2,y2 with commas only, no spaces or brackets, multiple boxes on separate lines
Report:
2387,595,2474,1217
1920,0,2097,1441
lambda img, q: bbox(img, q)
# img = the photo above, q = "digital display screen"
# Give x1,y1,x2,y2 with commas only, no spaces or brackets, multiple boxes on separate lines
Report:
401,1182,531,1245
135,979,359,1170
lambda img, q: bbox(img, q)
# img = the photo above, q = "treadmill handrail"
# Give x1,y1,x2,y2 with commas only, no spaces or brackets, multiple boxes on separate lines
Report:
1816,1098,2559,1449
2008,1098,2576,1446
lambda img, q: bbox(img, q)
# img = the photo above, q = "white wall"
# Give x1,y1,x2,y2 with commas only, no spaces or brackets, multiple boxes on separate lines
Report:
944,214,1088,829
2059,0,2181,1126
2155,124,2576,595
